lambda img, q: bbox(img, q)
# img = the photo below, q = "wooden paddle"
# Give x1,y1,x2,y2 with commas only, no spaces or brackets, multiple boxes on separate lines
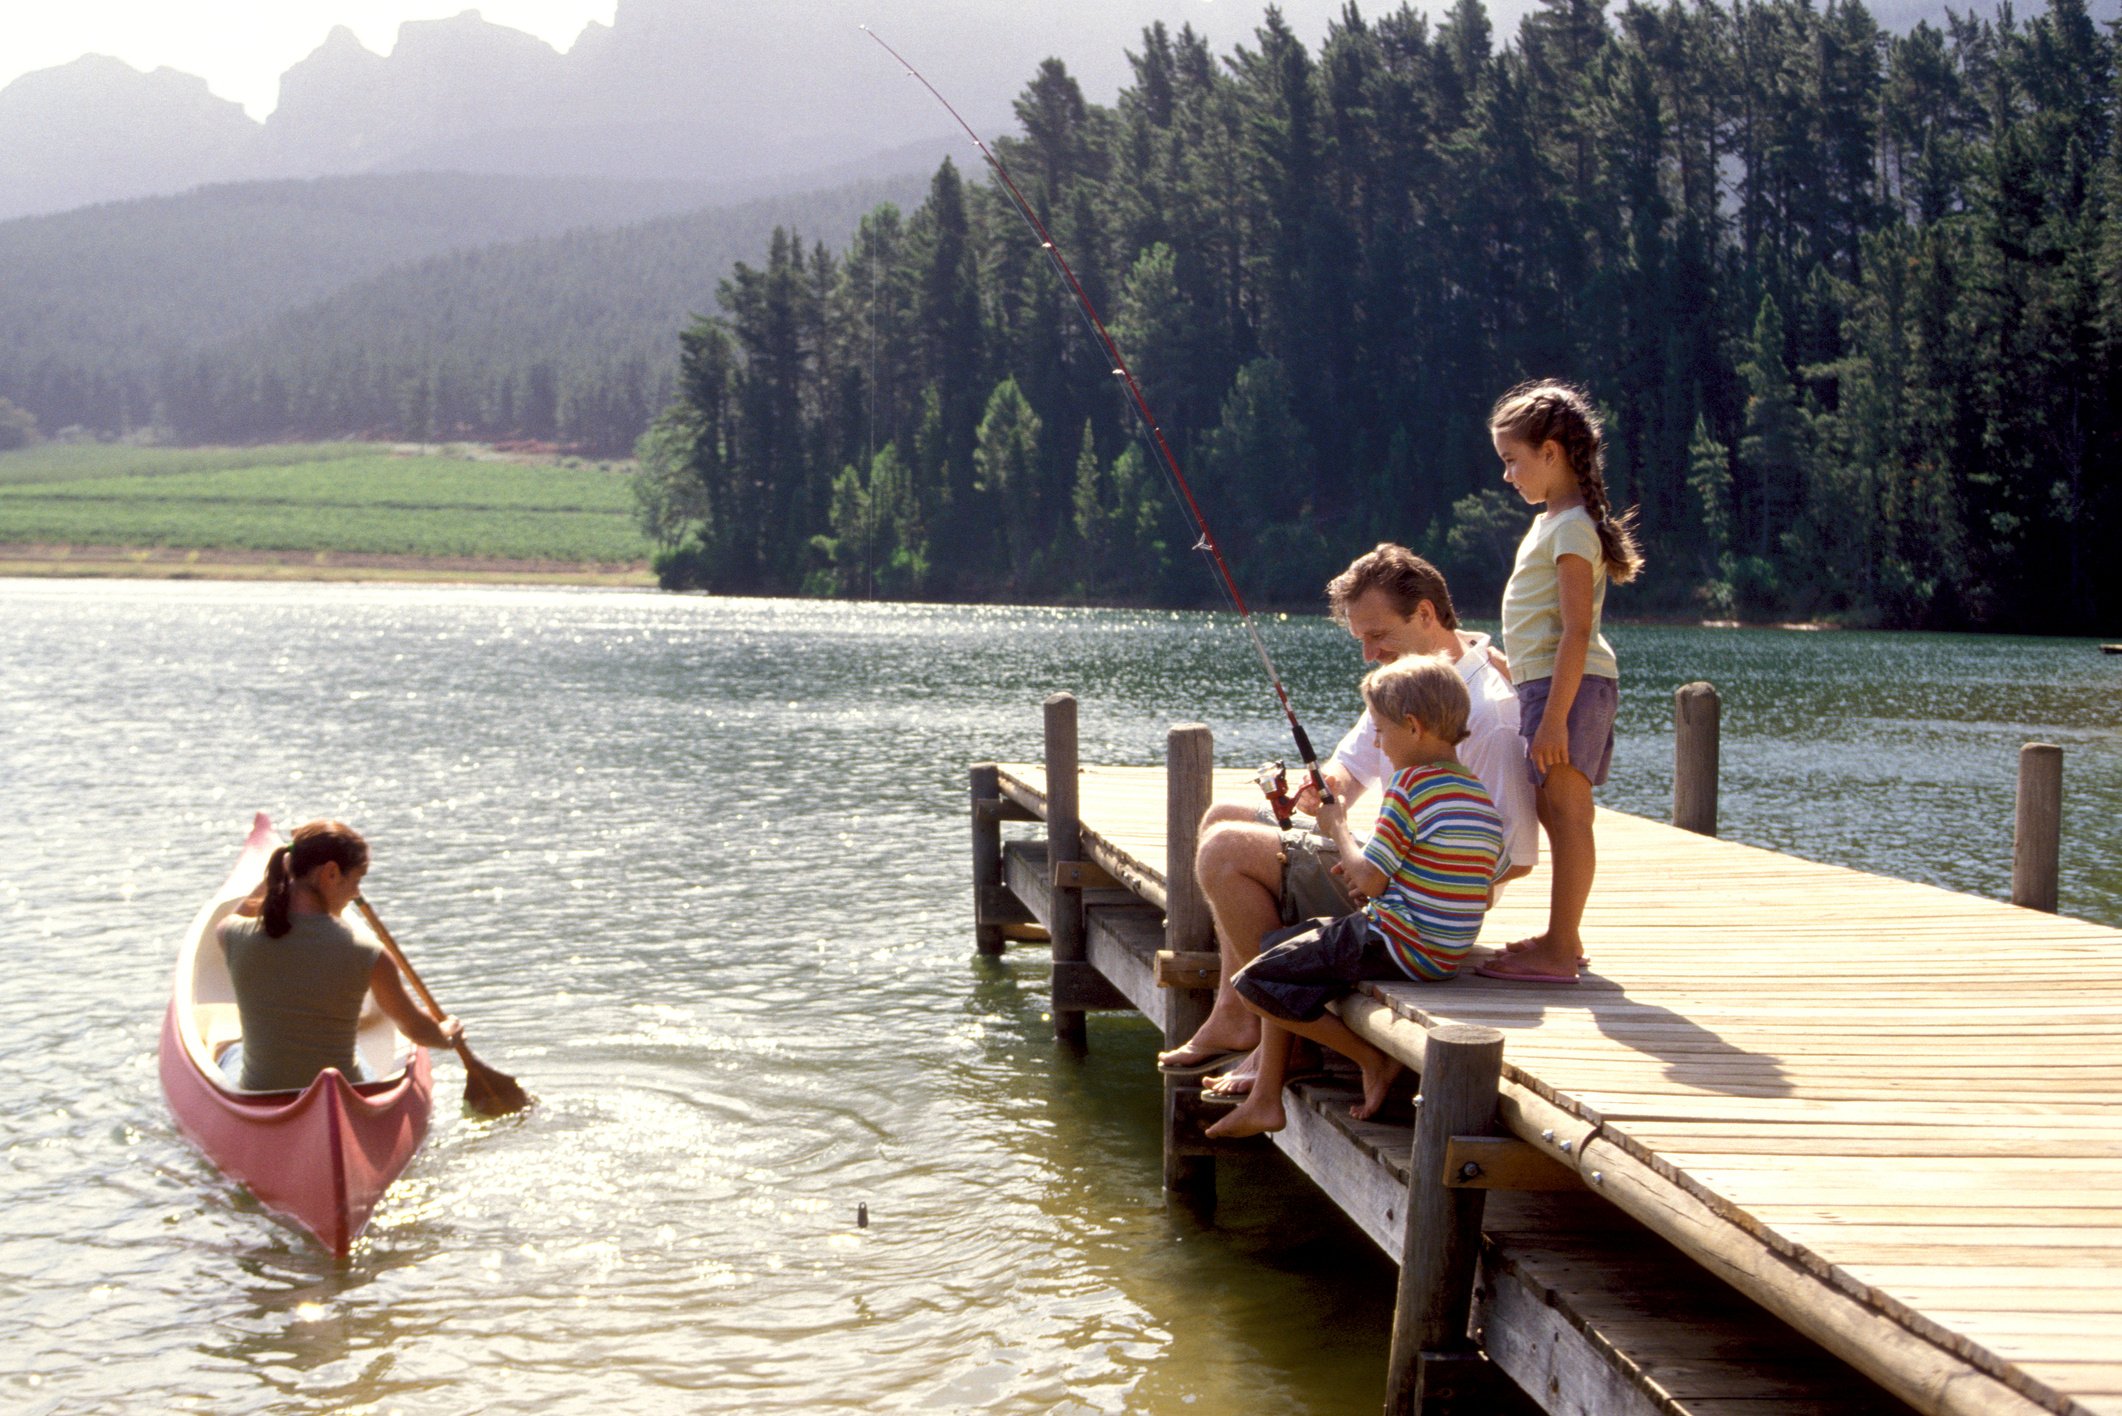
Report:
354,896,530,1117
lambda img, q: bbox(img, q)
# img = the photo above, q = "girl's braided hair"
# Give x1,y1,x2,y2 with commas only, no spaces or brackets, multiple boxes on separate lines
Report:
1489,380,1644,584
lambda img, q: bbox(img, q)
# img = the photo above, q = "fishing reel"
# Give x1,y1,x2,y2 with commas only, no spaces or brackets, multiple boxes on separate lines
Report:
1256,761,1297,830
1257,759,1335,831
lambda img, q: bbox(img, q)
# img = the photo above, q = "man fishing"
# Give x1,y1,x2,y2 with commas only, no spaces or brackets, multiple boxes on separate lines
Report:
1156,544,1538,1090
859,34,1534,1091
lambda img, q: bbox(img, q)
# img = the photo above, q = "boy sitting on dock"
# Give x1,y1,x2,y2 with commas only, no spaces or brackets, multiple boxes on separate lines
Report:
1206,656,1509,1139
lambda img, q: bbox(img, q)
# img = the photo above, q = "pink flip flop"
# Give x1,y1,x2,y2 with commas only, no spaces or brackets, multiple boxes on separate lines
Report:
1504,942,1590,967
1473,961,1581,985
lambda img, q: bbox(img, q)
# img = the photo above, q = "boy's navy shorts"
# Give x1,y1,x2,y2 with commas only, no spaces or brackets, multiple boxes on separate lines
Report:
1233,913,1402,1023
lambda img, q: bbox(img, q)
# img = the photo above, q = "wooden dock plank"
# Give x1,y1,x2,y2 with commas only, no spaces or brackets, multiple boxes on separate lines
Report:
994,763,2122,1416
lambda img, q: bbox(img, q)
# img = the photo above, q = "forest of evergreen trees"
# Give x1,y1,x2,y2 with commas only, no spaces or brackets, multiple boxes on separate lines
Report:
636,0,2120,632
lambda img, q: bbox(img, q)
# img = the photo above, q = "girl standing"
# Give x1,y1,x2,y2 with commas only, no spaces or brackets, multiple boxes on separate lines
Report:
1476,382,1642,983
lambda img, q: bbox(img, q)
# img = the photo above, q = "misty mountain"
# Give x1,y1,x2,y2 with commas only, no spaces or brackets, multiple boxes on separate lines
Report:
168,169,929,446
0,165,920,450
0,172,732,374
0,0,1381,221
0,56,258,219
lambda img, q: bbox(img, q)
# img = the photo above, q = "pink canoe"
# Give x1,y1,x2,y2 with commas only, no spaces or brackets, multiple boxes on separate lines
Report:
159,813,433,1256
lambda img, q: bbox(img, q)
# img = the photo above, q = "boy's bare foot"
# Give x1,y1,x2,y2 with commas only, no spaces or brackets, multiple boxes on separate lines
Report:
1502,933,1589,967
1351,1057,1404,1121
1205,1091,1286,1138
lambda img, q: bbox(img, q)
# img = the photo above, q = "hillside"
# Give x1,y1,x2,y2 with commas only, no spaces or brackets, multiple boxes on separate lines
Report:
0,169,922,448
0,171,722,366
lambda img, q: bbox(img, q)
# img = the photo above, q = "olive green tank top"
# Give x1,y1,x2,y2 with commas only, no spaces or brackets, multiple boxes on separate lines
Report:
218,912,381,1091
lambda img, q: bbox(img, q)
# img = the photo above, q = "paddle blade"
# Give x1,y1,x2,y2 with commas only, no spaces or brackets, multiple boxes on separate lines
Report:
456,1041,530,1116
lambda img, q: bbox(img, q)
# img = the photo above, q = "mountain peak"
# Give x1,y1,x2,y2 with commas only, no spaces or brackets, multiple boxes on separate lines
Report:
317,25,375,57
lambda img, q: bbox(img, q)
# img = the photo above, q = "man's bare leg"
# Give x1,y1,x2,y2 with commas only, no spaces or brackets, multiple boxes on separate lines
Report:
1155,813,1285,1068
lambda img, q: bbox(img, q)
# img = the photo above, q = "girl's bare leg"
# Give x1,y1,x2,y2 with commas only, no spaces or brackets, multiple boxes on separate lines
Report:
1495,765,1592,977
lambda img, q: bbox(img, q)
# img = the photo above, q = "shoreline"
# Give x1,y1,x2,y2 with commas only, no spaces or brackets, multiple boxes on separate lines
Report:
4,549,2064,638
0,543,655,588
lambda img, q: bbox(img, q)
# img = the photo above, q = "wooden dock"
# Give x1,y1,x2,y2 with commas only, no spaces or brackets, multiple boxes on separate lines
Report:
970,696,2120,1416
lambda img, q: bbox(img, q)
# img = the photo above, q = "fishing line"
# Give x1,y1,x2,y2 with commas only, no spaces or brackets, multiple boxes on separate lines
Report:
861,25,1333,796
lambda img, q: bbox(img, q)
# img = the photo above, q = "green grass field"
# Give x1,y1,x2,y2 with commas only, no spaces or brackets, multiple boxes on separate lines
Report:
0,445,653,564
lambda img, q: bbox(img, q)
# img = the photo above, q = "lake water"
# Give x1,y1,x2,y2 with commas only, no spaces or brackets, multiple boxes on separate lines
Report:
3,579,2116,1415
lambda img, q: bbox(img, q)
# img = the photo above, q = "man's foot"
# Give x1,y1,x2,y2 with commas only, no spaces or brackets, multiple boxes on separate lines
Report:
1157,1047,1245,1076
1156,1023,1261,1073
1351,1056,1404,1121
1503,934,1590,968
1205,1091,1287,1138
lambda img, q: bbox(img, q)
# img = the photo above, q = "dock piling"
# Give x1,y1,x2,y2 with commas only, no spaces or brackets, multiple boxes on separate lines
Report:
970,763,1006,956
1162,723,1216,1194
2013,742,2062,913
1672,681,1720,837
1046,694,1087,1047
1385,1023,1507,1416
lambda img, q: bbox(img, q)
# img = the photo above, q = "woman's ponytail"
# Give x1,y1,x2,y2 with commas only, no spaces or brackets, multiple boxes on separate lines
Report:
261,823,368,938
260,846,297,938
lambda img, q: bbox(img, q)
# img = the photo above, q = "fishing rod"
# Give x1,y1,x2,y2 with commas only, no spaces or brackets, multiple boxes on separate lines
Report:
862,25,1334,809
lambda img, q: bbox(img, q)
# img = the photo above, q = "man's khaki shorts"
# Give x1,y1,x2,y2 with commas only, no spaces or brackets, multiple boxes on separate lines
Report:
1251,806,1360,925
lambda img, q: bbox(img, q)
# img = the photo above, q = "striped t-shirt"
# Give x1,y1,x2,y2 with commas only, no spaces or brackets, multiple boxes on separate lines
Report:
1360,762,1509,981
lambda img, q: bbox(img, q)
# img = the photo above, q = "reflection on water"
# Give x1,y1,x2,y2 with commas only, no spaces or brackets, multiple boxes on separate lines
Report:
1,580,2115,1413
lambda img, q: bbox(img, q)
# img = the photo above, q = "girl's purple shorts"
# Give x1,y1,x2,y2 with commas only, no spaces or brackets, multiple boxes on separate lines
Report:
1516,675,1617,787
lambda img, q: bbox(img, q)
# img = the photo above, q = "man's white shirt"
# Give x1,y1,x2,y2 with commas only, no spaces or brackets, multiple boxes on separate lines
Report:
1326,631,1540,872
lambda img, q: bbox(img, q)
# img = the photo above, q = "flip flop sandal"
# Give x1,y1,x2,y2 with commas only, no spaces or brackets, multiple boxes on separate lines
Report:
1505,945,1591,967
1157,1048,1248,1076
1200,1066,1334,1104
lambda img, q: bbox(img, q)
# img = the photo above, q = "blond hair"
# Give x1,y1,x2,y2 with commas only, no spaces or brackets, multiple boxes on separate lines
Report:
1362,656,1470,746
1488,380,1644,583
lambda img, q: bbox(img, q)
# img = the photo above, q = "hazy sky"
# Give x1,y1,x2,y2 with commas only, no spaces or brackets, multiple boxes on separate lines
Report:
3,3,622,118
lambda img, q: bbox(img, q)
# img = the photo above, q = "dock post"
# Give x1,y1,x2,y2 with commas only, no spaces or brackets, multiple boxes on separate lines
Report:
1672,681,1720,837
1163,722,1215,1194
1384,1023,1506,1416
970,763,1006,956
1046,694,1087,1048
2013,743,2062,913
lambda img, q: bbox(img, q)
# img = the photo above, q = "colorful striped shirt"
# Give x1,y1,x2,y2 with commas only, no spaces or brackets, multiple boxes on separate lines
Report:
1360,762,1509,981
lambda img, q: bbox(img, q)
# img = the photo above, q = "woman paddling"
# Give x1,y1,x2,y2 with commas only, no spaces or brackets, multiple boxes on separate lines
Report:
217,821,460,1092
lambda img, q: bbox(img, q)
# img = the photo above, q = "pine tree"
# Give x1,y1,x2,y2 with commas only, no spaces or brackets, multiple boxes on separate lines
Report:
973,377,1045,588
